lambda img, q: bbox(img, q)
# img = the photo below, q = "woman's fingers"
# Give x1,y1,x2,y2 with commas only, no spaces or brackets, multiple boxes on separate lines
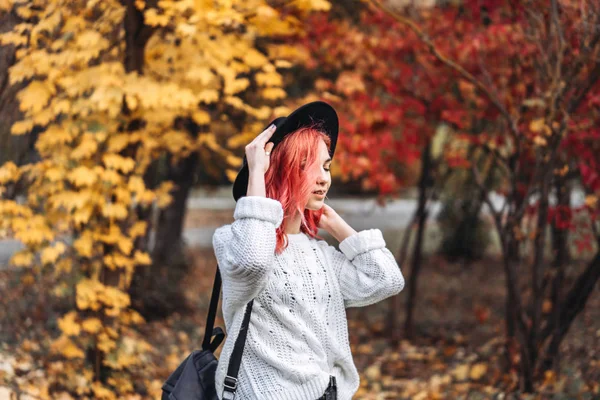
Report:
251,124,277,146
265,142,275,154
245,124,277,175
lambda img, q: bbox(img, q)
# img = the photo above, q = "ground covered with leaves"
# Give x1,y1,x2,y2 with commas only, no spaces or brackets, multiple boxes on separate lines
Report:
1,247,599,399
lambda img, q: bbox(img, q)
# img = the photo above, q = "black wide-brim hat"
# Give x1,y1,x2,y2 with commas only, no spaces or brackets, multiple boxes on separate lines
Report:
232,101,339,202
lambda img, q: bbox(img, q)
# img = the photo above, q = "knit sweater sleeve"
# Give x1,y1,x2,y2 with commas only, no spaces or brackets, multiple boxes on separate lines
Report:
212,196,284,308
318,228,405,308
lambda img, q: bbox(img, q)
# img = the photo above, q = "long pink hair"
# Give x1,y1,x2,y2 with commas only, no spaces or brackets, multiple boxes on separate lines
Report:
265,124,332,254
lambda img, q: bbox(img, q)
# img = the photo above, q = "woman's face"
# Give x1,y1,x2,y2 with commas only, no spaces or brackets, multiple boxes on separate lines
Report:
305,139,332,211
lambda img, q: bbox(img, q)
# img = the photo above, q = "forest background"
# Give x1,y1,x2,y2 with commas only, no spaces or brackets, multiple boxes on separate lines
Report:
0,0,599,398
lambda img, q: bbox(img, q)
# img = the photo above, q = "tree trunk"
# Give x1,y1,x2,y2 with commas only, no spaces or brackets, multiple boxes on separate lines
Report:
130,118,200,319
123,0,154,75
502,241,521,367
528,160,552,384
387,213,414,342
504,240,518,338
404,140,431,339
0,11,36,169
505,203,523,340
541,177,569,372
500,227,535,392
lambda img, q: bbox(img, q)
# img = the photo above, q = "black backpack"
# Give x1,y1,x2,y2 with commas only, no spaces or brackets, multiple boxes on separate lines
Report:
161,266,254,400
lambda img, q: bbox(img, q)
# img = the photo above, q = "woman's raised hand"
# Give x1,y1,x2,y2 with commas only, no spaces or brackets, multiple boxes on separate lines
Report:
246,124,277,176
318,203,358,243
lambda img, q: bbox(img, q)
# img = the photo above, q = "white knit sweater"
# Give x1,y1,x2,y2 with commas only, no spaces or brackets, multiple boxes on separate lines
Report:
212,196,405,400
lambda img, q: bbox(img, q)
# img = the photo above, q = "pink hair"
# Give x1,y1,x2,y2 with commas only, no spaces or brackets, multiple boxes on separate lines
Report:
264,124,332,254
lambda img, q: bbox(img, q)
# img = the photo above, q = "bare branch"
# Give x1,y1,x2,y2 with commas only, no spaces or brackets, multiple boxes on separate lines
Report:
551,0,566,46
548,0,567,122
478,141,511,175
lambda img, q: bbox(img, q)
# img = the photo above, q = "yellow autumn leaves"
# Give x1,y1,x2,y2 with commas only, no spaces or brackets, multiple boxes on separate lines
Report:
102,154,136,174
11,215,55,247
68,166,97,187
41,241,67,264
17,80,56,114
0,161,21,185
529,118,555,147
52,306,147,367
40,166,173,222
49,281,149,369
76,279,131,315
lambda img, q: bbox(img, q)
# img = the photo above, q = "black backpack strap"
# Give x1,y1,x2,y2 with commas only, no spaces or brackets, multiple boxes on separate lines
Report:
202,265,224,351
222,300,254,399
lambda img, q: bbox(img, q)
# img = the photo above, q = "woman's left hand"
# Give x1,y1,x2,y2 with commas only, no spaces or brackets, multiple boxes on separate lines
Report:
318,203,357,242
317,203,340,233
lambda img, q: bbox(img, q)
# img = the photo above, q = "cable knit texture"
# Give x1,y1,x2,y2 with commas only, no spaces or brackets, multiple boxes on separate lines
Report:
212,196,405,400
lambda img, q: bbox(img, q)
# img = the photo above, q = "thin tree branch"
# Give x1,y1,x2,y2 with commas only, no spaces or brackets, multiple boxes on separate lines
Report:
540,250,600,341
548,0,567,122
479,141,510,174
472,157,529,335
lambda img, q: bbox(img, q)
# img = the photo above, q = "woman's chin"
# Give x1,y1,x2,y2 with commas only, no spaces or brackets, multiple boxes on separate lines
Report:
305,198,325,210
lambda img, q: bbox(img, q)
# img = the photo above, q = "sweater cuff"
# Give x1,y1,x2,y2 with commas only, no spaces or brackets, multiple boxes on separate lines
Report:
339,228,386,261
233,196,284,228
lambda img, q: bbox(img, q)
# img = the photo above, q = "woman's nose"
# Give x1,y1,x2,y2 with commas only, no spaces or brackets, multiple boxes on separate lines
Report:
317,171,329,184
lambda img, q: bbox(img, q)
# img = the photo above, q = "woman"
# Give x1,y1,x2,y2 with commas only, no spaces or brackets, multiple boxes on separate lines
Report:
213,102,405,400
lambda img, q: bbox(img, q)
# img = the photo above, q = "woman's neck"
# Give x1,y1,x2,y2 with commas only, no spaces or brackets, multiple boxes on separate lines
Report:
284,210,303,234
